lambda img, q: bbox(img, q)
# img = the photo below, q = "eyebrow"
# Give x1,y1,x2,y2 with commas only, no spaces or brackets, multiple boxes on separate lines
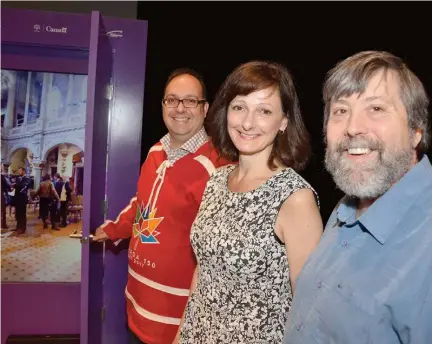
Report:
231,100,274,108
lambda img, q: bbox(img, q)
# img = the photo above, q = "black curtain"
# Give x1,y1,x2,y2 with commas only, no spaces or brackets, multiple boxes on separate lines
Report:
137,2,431,223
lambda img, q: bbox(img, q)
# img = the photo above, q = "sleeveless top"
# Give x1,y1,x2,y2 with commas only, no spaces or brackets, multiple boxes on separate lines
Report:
180,164,318,343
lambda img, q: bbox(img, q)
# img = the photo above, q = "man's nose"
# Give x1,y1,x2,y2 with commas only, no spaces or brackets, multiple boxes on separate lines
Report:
346,112,368,137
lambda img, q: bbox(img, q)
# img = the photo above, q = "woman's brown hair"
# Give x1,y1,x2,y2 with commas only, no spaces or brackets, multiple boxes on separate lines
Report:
208,61,311,171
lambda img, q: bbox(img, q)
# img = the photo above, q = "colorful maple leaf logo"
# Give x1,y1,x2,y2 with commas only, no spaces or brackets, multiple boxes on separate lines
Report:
133,203,164,244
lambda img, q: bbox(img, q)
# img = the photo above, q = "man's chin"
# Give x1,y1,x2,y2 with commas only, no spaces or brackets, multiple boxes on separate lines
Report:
341,168,374,180
336,181,379,199
333,169,390,199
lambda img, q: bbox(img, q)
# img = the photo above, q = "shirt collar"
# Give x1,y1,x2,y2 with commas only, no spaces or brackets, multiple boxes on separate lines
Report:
336,155,432,244
336,196,356,224
160,127,208,154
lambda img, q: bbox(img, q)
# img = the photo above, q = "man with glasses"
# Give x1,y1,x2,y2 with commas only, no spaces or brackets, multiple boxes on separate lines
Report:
94,68,231,344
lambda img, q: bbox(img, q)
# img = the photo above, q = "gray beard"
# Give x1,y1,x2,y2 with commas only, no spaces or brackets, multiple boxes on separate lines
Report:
325,140,413,199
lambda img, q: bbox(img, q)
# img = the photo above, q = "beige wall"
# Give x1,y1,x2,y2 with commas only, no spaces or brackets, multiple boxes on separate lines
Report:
10,148,27,173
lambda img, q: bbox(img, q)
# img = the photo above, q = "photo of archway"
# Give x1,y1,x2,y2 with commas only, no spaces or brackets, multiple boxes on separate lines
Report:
1,69,87,283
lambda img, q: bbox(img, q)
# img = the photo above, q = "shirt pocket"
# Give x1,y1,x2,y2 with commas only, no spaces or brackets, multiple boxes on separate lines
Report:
311,279,379,343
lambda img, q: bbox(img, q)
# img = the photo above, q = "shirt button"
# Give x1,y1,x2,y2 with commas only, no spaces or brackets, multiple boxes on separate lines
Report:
296,322,302,331
341,240,347,247
317,281,322,288
338,283,343,289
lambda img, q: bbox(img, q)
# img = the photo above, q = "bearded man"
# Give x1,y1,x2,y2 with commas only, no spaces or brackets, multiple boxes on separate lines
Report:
283,50,432,344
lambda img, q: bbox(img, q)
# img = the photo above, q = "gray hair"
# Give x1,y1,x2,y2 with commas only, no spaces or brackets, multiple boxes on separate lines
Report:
323,51,430,155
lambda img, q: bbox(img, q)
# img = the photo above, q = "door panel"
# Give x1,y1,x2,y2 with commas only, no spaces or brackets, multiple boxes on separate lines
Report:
80,11,112,344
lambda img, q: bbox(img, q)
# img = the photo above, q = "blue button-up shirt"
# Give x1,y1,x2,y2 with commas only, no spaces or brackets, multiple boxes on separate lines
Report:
283,155,432,344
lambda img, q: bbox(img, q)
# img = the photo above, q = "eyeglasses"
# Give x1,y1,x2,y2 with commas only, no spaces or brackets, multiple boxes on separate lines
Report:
162,97,206,108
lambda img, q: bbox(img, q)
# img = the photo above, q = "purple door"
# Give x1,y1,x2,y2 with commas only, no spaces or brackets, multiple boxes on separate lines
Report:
0,8,147,343
80,11,113,344
99,16,148,344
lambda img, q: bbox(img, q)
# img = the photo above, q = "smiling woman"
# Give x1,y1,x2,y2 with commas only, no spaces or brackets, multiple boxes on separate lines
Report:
209,60,311,172
226,87,288,163
177,60,323,344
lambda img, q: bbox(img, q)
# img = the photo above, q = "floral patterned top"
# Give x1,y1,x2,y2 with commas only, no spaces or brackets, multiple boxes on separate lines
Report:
180,165,317,343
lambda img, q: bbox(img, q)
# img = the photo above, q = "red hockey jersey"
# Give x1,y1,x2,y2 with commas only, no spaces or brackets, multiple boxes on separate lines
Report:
102,139,231,344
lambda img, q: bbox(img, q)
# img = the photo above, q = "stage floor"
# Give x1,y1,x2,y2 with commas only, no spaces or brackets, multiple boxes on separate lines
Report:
1,206,82,283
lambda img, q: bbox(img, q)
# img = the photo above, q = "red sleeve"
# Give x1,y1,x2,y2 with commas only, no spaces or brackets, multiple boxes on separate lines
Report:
99,156,152,241
100,195,138,241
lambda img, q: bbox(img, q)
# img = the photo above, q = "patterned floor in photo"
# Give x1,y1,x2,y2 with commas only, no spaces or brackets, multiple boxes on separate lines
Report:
1,206,82,283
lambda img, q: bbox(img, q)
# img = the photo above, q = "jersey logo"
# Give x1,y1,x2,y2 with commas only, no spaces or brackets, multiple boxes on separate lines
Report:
132,202,164,244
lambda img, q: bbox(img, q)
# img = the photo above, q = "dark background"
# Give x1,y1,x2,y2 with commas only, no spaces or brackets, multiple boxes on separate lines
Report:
3,1,431,222
136,2,432,221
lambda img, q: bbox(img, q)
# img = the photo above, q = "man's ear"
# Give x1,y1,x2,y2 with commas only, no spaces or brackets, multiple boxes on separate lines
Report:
204,102,209,117
413,128,422,148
